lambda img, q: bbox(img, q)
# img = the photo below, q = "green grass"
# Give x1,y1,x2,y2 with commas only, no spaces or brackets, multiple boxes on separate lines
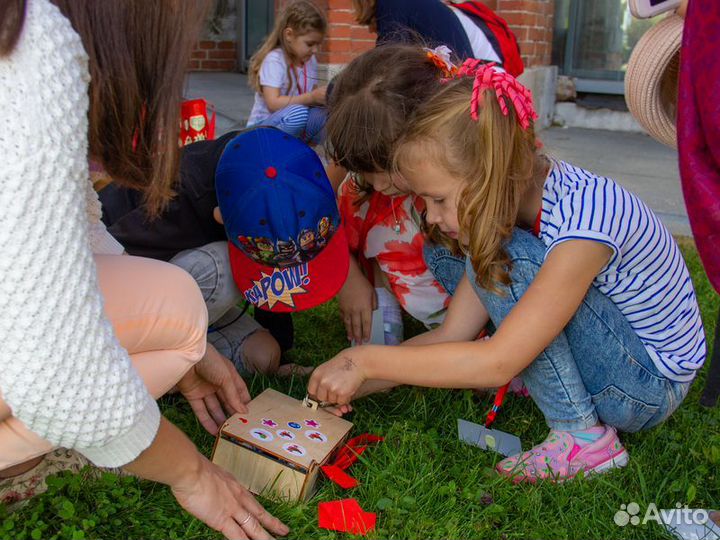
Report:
2,239,719,539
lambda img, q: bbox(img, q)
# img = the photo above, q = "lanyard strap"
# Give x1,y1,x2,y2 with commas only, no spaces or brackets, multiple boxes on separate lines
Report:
292,63,308,94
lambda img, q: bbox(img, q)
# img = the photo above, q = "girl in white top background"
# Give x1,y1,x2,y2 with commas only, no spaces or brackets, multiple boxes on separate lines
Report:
246,0,328,145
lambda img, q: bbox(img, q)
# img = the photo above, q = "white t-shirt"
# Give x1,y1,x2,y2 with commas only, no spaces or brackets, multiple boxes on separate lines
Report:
539,159,706,383
448,6,502,64
247,48,319,126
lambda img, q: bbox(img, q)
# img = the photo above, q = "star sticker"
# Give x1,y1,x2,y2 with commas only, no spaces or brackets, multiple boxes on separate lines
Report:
305,420,320,428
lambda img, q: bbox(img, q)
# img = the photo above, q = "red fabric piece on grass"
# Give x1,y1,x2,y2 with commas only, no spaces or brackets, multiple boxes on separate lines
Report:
332,434,384,470
321,465,359,489
318,499,376,536
321,434,384,489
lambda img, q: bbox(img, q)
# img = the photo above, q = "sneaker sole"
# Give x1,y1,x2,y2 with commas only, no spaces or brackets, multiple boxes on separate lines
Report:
584,449,630,477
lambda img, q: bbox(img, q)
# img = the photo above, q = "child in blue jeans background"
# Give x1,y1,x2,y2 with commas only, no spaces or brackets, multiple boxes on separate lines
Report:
308,62,705,483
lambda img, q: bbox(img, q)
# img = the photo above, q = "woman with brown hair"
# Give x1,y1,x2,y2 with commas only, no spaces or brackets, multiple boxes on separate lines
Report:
0,1,288,538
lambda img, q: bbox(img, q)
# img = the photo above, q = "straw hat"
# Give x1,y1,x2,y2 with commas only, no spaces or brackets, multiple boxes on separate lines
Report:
625,14,683,148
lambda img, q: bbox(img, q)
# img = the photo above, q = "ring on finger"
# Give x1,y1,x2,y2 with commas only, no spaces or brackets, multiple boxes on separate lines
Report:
239,513,253,526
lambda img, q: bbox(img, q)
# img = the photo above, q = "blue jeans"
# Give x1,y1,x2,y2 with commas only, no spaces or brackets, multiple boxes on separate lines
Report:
423,243,466,296
170,241,264,373
432,229,691,432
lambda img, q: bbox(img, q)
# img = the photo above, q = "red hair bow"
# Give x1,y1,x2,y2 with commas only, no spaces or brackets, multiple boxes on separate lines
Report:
456,59,538,130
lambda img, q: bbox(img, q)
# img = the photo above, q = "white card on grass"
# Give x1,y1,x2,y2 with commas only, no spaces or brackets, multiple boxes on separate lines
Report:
458,418,522,457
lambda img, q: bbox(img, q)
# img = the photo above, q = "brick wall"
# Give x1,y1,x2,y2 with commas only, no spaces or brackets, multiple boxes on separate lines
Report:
315,0,555,71
189,40,237,72
189,0,238,72
494,0,554,67
190,0,556,73
319,0,376,70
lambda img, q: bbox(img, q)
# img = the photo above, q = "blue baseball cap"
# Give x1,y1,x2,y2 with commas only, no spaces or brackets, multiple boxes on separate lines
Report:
215,127,349,312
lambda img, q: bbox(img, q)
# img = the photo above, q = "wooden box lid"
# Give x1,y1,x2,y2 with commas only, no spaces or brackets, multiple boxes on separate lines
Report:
219,389,353,469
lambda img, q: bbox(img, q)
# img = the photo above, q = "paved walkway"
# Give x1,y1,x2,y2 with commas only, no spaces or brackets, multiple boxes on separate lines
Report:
185,72,690,236
186,72,253,134
541,127,689,236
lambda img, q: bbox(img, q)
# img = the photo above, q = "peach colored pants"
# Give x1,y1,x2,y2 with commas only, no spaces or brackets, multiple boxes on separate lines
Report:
0,255,208,470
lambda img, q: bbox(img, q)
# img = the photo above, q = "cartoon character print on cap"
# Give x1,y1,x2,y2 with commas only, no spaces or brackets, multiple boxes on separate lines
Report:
316,216,335,249
237,236,260,259
254,237,276,265
298,229,319,260
275,238,301,267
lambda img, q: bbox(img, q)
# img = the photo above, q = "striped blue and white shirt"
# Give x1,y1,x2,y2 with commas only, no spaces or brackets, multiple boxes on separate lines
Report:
539,159,705,382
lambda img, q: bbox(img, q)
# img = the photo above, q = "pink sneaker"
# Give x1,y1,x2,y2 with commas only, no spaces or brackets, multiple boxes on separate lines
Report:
496,426,629,483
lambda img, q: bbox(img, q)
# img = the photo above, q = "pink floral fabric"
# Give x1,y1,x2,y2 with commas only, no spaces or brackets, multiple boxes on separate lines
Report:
678,0,720,293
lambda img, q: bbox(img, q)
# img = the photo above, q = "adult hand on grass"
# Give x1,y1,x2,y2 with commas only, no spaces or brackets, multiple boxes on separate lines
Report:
123,419,288,539
177,342,251,435
172,455,289,540
307,347,368,405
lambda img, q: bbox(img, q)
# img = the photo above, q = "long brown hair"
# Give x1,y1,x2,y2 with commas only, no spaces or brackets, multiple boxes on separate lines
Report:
0,0,26,56
326,42,459,249
395,77,545,292
2,0,211,216
248,0,326,93
351,0,376,27
326,43,447,175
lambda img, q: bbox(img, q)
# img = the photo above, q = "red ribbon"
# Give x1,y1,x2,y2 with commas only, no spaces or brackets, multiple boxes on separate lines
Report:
321,434,384,489
454,59,538,130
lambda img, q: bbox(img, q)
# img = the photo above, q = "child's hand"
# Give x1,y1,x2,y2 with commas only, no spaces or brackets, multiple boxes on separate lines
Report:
311,85,327,106
323,404,354,417
338,262,377,344
308,347,368,405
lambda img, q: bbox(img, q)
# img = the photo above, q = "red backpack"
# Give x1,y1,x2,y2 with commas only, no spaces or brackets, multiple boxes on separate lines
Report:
447,1,524,77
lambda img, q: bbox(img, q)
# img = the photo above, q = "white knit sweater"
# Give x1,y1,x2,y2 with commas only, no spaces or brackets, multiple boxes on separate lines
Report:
0,0,160,467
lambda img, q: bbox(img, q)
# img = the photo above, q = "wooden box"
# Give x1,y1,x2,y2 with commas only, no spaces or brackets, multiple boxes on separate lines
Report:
211,389,353,501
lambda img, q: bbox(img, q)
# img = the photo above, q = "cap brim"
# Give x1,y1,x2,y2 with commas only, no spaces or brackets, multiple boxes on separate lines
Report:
229,224,349,313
